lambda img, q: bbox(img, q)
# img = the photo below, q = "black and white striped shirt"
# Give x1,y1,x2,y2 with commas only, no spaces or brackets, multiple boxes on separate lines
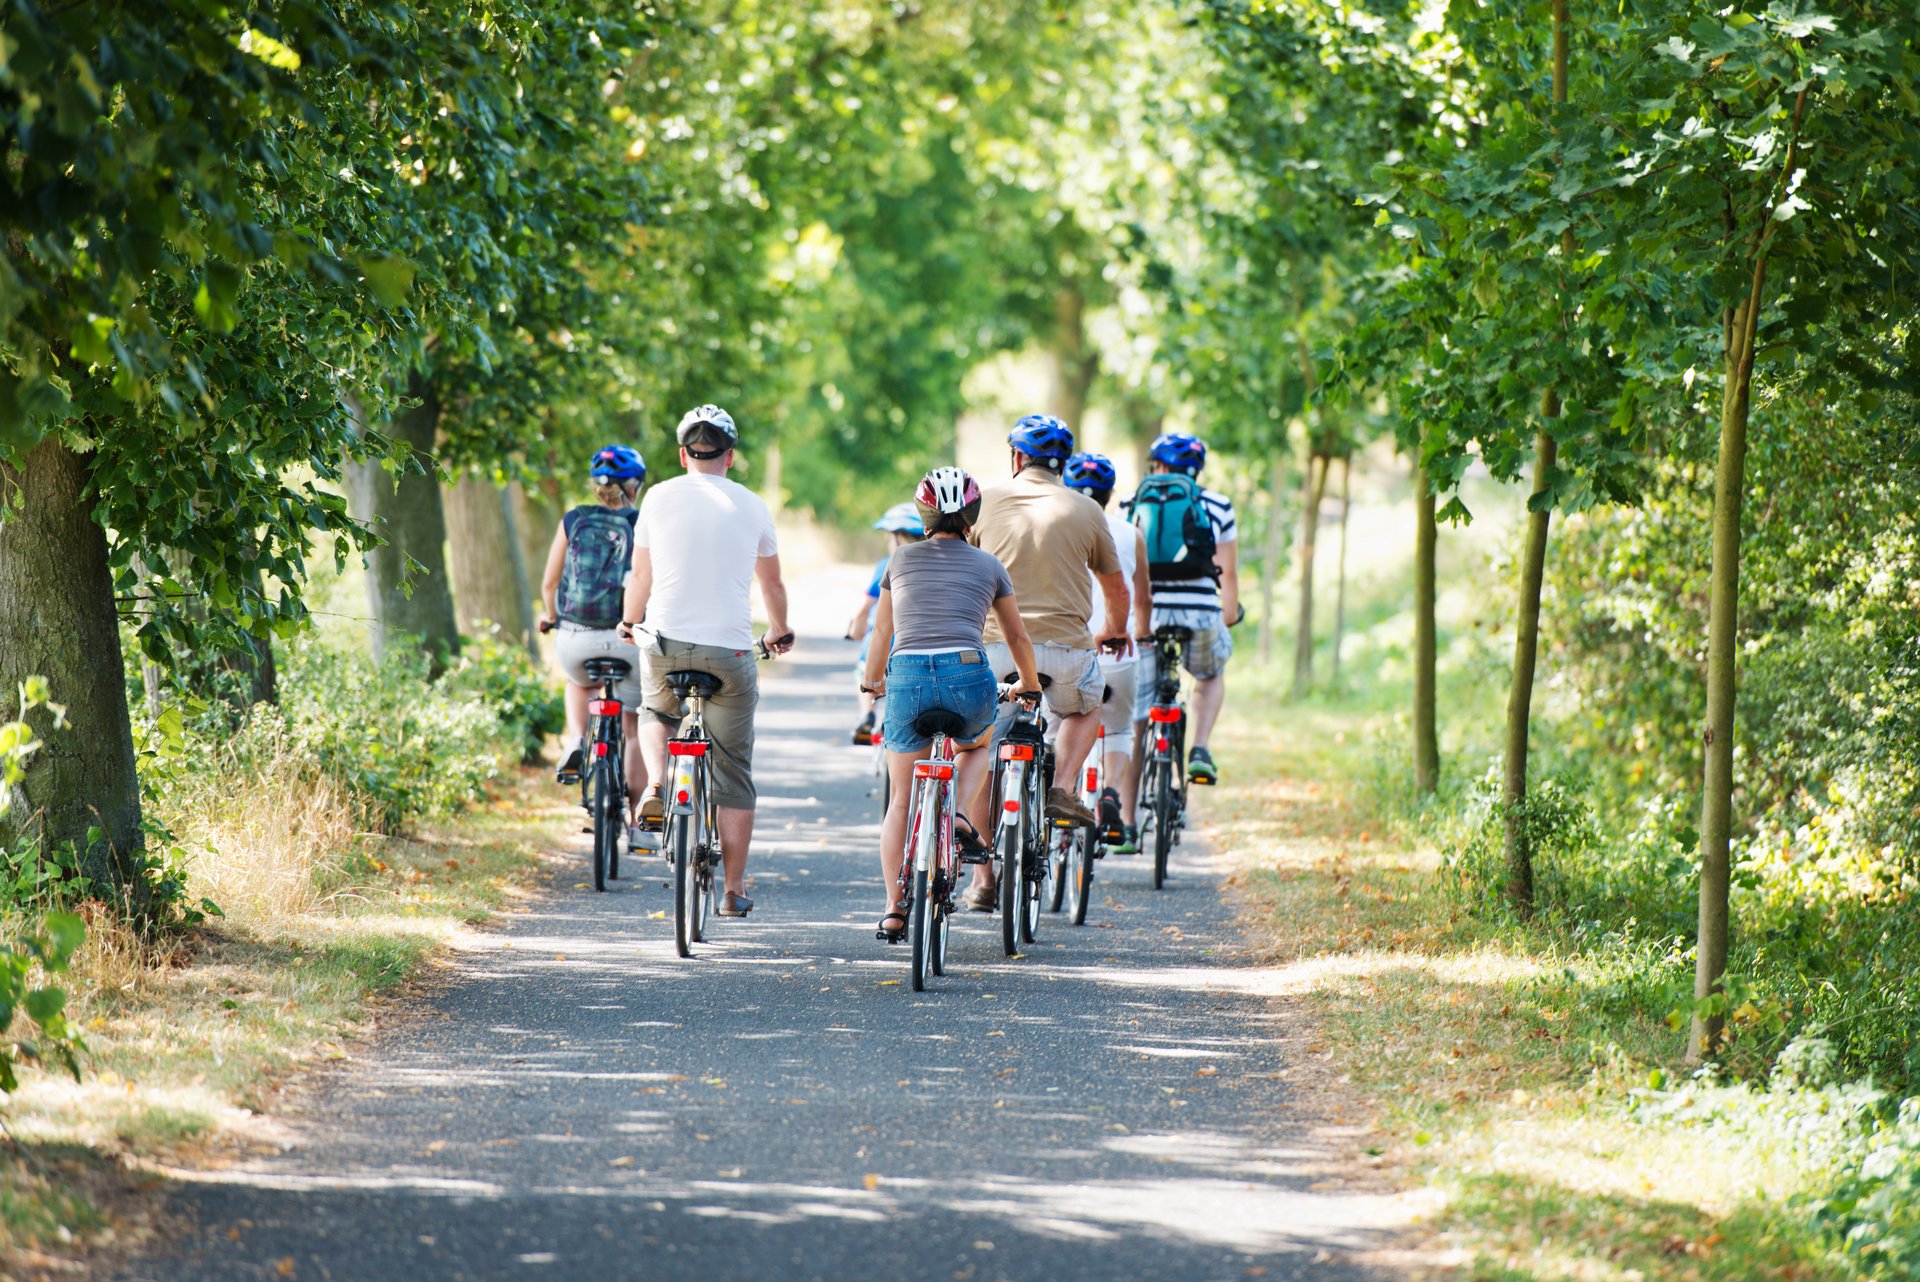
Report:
1147,486,1237,613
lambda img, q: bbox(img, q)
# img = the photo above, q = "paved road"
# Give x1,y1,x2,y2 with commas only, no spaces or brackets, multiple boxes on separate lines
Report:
114,642,1398,1282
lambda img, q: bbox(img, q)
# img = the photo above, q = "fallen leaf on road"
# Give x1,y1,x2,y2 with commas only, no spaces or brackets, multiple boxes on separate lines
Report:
609,1156,635,1167
1196,1066,1218,1077
877,979,900,986
425,1140,447,1154
274,1260,296,1278
649,911,667,920
864,1173,881,1191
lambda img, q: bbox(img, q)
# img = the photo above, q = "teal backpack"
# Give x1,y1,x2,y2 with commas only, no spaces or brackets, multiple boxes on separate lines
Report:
1130,472,1218,582
558,507,633,627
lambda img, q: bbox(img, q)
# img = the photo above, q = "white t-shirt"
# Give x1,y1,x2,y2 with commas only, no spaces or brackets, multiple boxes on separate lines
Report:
634,473,778,649
1086,512,1140,653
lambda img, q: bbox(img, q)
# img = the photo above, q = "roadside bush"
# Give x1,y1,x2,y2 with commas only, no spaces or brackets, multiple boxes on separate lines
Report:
442,630,563,765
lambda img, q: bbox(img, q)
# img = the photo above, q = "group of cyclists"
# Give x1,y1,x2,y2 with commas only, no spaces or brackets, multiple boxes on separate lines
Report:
538,402,1237,944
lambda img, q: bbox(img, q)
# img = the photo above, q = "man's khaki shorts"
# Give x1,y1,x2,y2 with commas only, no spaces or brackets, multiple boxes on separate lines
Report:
639,633,761,810
986,640,1104,744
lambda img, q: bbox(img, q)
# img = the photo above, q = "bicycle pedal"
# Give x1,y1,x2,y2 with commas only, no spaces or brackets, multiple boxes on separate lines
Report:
958,852,991,866
556,771,581,786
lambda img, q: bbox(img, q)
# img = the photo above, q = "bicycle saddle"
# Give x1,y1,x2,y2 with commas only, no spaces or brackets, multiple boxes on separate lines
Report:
665,670,724,698
998,672,1055,689
583,657,632,680
1154,624,1193,642
911,708,969,738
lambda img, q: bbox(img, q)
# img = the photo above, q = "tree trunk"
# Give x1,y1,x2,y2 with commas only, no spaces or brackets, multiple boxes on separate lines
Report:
1413,457,1440,794
1502,426,1559,913
1049,286,1098,431
445,471,535,655
516,481,559,601
1331,453,1351,683
0,438,147,900
1291,452,1329,695
1691,271,1768,1062
1257,458,1288,666
344,379,461,676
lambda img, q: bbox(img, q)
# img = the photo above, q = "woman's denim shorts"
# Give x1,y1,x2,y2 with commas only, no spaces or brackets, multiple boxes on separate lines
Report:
881,650,996,753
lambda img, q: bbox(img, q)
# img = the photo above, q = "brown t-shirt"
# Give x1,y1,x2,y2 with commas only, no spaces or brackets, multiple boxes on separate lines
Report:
973,466,1120,649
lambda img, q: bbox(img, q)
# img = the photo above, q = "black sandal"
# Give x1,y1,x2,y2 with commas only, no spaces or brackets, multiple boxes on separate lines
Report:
876,905,909,943
954,814,991,865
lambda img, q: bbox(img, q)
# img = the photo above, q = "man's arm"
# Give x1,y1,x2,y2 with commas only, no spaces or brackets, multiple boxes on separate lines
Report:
756,553,794,652
1130,527,1152,639
1216,540,1240,625
620,544,653,639
1095,570,1128,649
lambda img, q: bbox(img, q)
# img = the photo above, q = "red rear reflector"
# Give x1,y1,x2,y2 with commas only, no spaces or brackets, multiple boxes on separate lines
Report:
588,699,621,716
914,763,955,780
668,741,708,757
593,742,609,759
1085,768,1098,791
1148,706,1181,724
1002,800,1020,813
999,744,1034,761
676,789,690,805
1155,737,1170,754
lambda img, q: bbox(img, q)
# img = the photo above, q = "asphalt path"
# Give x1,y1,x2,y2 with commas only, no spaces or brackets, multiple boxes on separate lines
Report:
113,640,1397,1282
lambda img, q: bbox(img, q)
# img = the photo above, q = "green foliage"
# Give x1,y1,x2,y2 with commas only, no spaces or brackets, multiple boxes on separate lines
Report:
442,632,565,766
0,680,86,1093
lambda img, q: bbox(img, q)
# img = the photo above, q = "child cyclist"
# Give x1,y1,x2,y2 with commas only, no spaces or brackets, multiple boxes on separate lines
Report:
539,445,649,835
845,502,925,745
860,467,1040,943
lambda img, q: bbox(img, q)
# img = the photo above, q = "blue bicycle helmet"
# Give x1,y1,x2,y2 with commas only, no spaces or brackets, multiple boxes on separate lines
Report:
589,444,647,482
1063,451,1118,494
872,501,926,536
1007,413,1075,463
1148,431,1207,474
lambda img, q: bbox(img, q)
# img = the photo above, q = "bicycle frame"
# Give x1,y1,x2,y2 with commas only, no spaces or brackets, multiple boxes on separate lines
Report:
667,691,721,957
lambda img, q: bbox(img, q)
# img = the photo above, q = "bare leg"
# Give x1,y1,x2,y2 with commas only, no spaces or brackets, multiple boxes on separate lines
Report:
1191,674,1226,749
1105,750,1134,823
622,711,646,820
717,805,755,898
640,716,670,799
563,682,589,747
1052,710,1100,790
1121,718,1148,819
965,738,1002,895
878,750,920,915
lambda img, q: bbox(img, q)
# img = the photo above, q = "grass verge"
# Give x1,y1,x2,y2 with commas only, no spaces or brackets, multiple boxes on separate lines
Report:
0,767,563,1274
1209,667,1858,1282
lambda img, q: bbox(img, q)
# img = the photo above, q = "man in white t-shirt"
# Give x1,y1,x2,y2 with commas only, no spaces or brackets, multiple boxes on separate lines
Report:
619,404,794,917
1062,452,1152,843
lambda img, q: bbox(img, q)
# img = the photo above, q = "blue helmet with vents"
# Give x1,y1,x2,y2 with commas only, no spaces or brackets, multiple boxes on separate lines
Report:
1007,413,1075,463
1063,452,1118,494
589,444,647,481
1148,432,1207,474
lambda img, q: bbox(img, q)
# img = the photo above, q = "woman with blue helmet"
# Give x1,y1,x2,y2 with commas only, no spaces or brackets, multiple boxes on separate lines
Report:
846,501,926,744
539,444,650,831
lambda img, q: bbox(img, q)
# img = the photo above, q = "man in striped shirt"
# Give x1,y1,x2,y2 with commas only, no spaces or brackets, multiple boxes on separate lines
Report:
1129,432,1239,787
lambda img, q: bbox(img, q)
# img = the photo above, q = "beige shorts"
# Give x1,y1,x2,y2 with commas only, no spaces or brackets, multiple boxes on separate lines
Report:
1098,658,1137,756
639,633,761,810
986,640,1103,745
554,624,645,704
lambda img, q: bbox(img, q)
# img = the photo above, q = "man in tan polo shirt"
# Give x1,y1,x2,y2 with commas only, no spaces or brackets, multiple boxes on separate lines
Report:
966,414,1130,906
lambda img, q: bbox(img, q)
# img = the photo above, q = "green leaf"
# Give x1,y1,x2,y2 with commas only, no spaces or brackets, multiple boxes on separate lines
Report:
23,987,66,1024
41,913,85,964
359,256,417,308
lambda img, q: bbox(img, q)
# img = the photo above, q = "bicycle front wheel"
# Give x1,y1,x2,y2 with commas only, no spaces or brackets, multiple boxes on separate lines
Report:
1047,830,1069,912
673,815,696,957
590,759,616,893
1069,825,1094,925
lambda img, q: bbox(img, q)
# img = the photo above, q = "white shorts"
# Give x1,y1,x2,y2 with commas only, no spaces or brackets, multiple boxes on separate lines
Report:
554,624,646,705
1099,658,1136,757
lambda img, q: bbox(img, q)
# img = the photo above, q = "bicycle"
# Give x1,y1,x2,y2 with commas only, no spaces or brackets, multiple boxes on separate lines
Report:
891,709,986,991
1138,625,1193,891
991,691,1051,955
871,692,891,825
661,668,725,958
1048,722,1103,926
580,655,632,893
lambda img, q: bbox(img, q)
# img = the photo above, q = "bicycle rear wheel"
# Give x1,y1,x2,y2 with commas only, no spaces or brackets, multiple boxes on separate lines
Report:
910,865,934,991
672,814,695,956
590,759,615,893
1047,830,1069,912
998,818,1021,957
1152,763,1175,889
1069,825,1094,925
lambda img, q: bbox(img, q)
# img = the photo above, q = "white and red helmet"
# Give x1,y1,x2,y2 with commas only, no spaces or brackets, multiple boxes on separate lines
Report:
914,466,982,529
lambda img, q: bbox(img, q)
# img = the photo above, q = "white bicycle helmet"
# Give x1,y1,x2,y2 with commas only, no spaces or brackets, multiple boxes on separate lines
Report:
914,466,982,529
676,404,738,456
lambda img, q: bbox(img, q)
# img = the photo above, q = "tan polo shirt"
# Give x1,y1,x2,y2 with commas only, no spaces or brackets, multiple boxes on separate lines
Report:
974,465,1120,649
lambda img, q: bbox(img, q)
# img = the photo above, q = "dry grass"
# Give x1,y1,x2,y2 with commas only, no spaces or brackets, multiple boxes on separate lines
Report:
1207,686,1857,1282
